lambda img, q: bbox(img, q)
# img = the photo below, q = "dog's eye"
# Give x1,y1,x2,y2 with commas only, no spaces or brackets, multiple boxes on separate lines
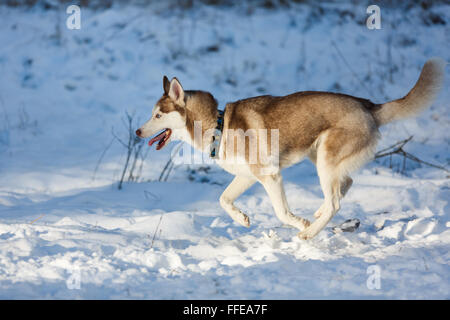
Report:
155,114,161,119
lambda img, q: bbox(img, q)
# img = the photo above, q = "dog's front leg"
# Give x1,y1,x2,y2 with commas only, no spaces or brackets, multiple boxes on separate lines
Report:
259,173,310,231
220,176,256,227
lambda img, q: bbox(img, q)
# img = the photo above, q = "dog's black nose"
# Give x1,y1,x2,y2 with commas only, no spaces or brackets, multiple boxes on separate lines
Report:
136,129,142,137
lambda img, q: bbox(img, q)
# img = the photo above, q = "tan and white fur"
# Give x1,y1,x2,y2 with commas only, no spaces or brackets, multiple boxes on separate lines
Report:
136,58,446,240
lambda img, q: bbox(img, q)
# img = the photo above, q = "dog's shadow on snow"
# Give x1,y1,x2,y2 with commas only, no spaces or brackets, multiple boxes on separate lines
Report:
0,181,220,218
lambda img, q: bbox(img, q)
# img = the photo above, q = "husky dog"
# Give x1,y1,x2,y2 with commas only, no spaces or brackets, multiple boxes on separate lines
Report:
136,58,445,240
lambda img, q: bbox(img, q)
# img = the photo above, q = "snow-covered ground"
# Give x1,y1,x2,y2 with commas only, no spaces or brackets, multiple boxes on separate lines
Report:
0,1,449,299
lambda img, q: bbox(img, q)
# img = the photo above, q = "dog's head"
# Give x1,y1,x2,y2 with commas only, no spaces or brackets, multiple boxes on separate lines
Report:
136,76,187,150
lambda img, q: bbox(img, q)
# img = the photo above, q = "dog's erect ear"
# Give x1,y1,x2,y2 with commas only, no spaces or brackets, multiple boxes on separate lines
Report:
163,75,170,95
168,77,185,106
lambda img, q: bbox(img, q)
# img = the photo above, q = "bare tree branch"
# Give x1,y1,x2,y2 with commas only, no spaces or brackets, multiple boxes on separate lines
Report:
158,143,183,182
375,136,449,173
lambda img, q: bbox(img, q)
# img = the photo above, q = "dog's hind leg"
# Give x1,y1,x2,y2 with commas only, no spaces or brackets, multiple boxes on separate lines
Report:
258,173,310,231
220,176,256,227
299,170,341,240
299,127,377,240
313,176,352,219
309,152,353,219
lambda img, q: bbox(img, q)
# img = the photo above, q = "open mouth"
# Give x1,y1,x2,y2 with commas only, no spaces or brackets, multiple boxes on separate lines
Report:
148,129,172,150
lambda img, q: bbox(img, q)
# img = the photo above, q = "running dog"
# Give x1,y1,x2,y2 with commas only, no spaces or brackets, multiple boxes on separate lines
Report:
136,58,445,239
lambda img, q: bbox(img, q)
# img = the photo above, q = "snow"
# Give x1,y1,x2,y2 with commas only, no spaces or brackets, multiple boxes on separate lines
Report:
0,1,449,299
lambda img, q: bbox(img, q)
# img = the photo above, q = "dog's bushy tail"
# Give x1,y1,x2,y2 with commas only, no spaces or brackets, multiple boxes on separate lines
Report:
373,58,446,126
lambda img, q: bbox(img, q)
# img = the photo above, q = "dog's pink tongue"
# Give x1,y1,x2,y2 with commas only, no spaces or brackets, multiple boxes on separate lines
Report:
148,131,166,147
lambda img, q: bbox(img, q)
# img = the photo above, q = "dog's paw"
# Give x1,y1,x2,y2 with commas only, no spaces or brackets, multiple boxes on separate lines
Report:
297,229,315,240
242,214,250,228
291,215,310,231
236,212,250,228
